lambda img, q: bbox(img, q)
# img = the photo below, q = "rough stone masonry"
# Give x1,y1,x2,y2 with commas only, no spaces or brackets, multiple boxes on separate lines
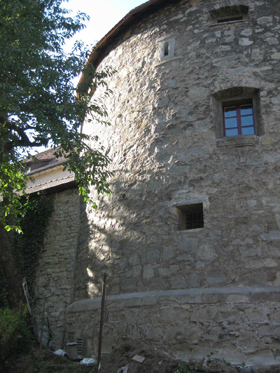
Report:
34,0,280,368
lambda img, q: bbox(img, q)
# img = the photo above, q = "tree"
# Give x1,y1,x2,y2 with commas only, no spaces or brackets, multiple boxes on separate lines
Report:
0,0,112,227
0,0,112,307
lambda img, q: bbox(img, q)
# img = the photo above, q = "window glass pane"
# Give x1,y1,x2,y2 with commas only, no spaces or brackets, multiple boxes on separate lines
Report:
242,126,254,135
226,128,238,136
225,117,238,128
241,115,254,126
224,107,237,117
240,105,253,115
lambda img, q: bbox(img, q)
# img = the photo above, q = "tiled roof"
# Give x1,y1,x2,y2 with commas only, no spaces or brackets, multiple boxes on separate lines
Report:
25,147,68,175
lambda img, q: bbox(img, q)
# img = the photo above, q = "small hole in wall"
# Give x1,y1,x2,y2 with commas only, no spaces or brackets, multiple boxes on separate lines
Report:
176,203,204,230
164,41,169,56
121,193,126,199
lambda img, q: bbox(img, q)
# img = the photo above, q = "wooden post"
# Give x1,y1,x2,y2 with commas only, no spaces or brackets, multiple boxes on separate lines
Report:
97,273,107,372
39,299,46,350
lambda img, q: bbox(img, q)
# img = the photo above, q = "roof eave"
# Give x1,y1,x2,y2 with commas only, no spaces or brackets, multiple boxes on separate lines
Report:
78,0,182,85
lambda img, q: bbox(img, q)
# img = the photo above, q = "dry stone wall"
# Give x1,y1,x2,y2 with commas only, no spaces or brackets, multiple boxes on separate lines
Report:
67,287,280,366
82,0,280,297
34,188,81,349
36,0,280,367
77,0,280,365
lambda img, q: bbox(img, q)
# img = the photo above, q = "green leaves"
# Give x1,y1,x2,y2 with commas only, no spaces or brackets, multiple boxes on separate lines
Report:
0,0,113,228
12,195,54,290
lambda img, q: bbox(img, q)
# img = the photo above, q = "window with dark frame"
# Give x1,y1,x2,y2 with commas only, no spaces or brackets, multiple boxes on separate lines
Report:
223,99,255,137
177,203,204,231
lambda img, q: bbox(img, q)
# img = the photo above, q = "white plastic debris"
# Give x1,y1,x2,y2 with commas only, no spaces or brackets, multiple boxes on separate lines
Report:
54,349,68,357
132,355,145,363
79,358,97,366
117,365,129,373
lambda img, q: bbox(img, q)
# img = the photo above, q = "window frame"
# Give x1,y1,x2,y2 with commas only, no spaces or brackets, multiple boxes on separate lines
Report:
223,99,255,137
212,87,262,141
176,203,204,231
157,35,176,62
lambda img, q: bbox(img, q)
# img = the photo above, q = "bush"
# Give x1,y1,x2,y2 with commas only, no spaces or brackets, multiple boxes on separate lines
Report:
0,306,31,361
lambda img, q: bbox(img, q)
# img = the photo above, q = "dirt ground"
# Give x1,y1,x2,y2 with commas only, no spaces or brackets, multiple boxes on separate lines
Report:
3,342,280,373
99,341,237,373
99,342,280,373
2,348,93,373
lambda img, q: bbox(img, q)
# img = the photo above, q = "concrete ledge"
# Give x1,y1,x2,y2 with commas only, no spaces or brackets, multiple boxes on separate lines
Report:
217,135,259,148
67,286,280,313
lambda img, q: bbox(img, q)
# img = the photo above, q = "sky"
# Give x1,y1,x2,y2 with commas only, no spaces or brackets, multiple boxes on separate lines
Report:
28,1,147,155
65,0,147,49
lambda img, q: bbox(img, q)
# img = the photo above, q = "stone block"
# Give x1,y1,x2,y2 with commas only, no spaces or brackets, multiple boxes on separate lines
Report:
143,265,154,280
171,275,187,289
163,246,175,260
206,271,227,286
197,243,217,261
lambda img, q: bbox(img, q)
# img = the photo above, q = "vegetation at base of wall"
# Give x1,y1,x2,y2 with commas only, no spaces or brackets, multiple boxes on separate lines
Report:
175,363,199,373
34,360,96,373
6,350,97,373
12,194,54,297
0,195,54,366
0,306,32,362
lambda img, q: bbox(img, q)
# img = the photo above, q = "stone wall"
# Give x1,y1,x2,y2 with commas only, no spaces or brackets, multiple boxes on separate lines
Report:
66,287,280,366
34,188,81,349
36,0,280,366
82,0,280,296
78,0,280,365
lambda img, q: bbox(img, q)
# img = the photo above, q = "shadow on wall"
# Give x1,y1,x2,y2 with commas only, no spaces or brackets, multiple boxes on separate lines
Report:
73,166,190,301
73,139,278,302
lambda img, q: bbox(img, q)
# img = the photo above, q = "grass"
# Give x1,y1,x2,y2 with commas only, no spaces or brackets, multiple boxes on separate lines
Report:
5,349,98,373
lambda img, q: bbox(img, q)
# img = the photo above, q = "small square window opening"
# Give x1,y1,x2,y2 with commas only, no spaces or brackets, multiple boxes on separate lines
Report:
177,203,204,230
210,5,249,24
223,99,255,137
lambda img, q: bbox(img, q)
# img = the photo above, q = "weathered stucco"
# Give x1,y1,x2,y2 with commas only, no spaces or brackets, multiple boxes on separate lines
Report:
35,0,280,367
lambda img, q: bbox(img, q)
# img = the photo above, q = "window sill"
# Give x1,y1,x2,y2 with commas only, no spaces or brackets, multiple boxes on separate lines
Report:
216,135,259,148
209,19,248,27
155,56,182,67
176,228,204,233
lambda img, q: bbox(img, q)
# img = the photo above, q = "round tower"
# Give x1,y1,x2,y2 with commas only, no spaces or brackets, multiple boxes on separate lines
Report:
56,0,280,366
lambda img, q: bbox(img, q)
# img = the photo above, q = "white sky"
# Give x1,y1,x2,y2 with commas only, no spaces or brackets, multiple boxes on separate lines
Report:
65,0,147,49
28,0,147,156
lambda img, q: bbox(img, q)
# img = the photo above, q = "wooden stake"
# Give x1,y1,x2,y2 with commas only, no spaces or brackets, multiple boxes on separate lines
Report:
39,299,46,350
97,273,107,372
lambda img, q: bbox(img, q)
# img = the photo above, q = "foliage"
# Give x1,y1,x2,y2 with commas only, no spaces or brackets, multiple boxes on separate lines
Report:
175,363,198,373
0,306,32,362
33,354,96,373
0,0,113,230
13,194,54,293
0,262,9,308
